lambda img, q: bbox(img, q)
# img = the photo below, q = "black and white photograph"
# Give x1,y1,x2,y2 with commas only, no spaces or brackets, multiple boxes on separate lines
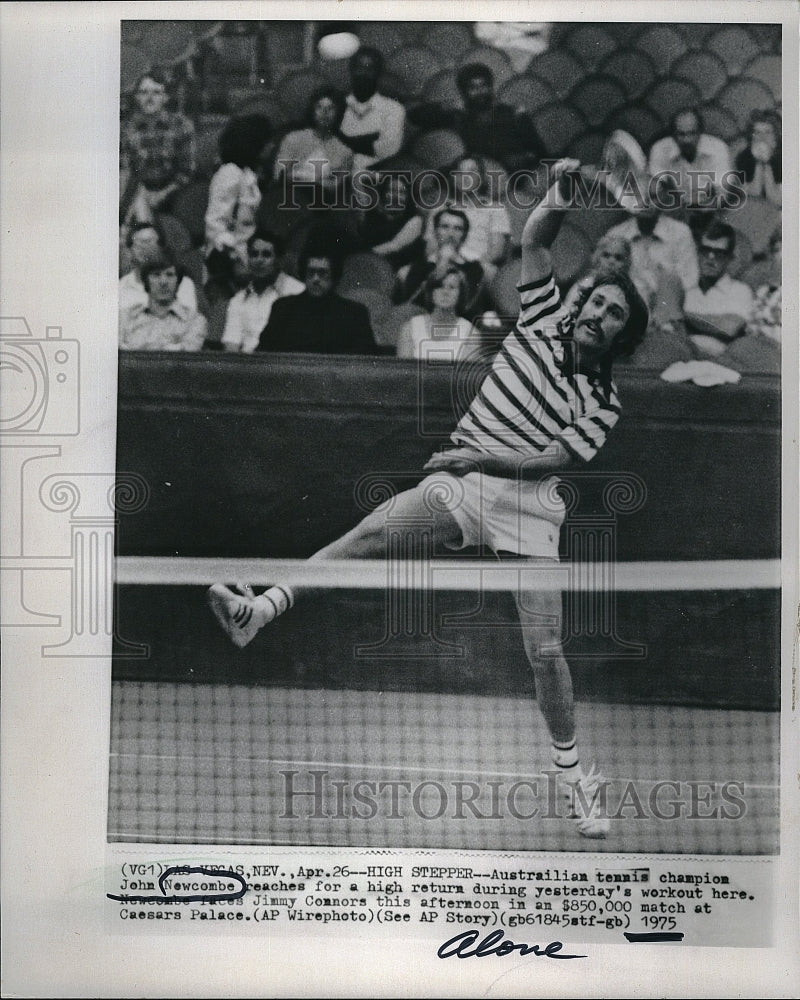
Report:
1,2,798,996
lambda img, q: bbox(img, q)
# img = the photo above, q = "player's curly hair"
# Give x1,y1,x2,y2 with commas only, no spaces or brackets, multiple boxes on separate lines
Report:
571,271,649,366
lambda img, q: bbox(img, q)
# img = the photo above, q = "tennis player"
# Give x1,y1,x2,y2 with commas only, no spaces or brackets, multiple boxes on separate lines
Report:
208,158,649,837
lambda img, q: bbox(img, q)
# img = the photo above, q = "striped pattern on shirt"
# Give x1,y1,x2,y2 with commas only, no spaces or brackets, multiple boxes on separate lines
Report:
451,272,621,462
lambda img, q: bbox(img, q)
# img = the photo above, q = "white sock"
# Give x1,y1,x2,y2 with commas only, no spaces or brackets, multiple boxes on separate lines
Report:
551,739,581,778
254,585,294,624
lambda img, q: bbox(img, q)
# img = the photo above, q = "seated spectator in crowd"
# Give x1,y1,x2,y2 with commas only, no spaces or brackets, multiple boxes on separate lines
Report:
352,172,424,269
221,229,305,354
734,109,782,208
395,268,480,362
257,248,378,354
120,71,196,227
339,47,406,172
394,208,488,321
423,154,511,275
120,222,199,313
273,87,354,203
564,234,643,311
408,63,546,171
713,226,781,375
205,114,274,299
683,220,753,358
604,192,699,296
119,250,207,351
648,108,733,216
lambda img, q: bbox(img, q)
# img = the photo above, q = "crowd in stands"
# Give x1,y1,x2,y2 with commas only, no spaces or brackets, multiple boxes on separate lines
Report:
119,26,783,377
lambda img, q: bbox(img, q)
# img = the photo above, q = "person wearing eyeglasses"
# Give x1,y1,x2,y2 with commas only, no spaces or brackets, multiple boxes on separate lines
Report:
120,71,196,227
221,229,305,354
683,220,753,358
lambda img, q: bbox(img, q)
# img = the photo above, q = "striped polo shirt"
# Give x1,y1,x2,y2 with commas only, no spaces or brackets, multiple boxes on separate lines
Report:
451,272,621,462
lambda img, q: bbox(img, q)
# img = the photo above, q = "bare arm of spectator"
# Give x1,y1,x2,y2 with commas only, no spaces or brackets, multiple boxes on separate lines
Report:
395,319,416,359
182,312,208,352
221,293,245,353
673,224,699,291
205,163,241,253
373,102,406,162
371,215,424,257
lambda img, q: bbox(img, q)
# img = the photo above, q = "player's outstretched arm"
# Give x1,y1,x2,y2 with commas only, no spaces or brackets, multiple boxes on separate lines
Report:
519,158,580,286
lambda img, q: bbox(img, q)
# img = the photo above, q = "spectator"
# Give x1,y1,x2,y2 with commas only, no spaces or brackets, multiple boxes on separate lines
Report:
396,268,480,362
564,234,642,313
408,63,546,171
204,114,274,299
339,47,406,172
120,71,196,226
648,108,733,214
273,87,354,202
119,249,207,351
683,220,753,358
604,193,699,297
353,172,424,269
221,229,305,354
734,109,782,207
713,226,781,375
395,208,488,321
256,248,378,354
119,222,199,313
423,154,511,274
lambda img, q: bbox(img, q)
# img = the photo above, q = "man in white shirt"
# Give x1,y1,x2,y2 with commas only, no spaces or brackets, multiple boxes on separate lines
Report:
221,229,304,354
340,47,405,173
683,220,753,357
605,202,698,296
648,108,733,211
119,222,198,313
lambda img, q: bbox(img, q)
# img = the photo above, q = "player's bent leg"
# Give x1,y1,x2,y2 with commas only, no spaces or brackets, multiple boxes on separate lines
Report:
208,483,463,647
513,583,610,839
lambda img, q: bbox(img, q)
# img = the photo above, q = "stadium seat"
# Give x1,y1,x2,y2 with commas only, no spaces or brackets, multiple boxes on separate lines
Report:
410,128,466,169
156,214,192,256
551,223,593,286
561,24,618,71
747,23,783,54
606,104,663,150
232,94,290,128
525,49,585,100
721,197,781,259
421,69,462,109
338,253,398,296
358,22,421,57
568,74,628,126
633,25,687,76
497,74,555,117
137,20,199,65
489,257,523,317
339,287,394,344
672,51,730,99
643,78,703,126
532,102,587,158
120,22,146,47
565,130,607,166
597,49,656,99
120,43,150,93
742,54,782,102
457,46,514,89
194,124,225,179
716,78,776,132
707,25,761,76
386,45,442,100
680,23,718,49
739,258,775,293
170,180,210,246
697,102,741,144
381,302,428,350
315,56,351,94
727,228,753,279
567,204,628,246
275,69,329,119
423,22,475,63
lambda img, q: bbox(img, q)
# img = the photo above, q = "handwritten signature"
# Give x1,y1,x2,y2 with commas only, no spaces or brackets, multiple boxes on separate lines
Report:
437,930,586,960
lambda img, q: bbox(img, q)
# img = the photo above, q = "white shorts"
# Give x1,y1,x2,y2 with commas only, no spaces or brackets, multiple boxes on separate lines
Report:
419,471,566,559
